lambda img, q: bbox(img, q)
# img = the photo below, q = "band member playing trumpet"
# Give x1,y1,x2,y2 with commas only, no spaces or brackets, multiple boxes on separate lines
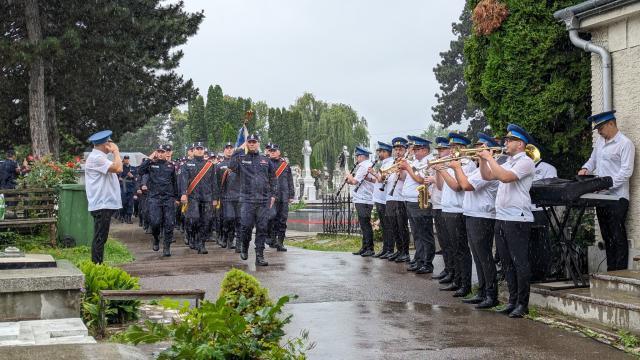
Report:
385,137,411,262
435,132,476,297
478,124,535,318
451,133,500,309
372,142,394,258
431,137,454,283
579,110,635,271
347,146,376,257
400,136,436,274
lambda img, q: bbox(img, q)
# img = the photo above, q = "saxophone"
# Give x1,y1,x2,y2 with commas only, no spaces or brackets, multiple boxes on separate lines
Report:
417,184,430,209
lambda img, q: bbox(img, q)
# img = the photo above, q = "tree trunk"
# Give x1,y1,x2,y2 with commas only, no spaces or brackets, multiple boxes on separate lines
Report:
46,94,59,159
24,0,51,158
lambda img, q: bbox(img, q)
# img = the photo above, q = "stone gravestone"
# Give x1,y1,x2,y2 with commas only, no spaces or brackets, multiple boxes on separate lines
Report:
301,140,317,201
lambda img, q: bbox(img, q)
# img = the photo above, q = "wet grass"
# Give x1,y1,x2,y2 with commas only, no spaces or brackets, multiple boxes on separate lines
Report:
29,238,135,266
287,233,382,253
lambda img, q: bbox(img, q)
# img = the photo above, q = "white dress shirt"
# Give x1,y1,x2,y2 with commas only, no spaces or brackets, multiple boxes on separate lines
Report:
441,160,477,213
463,168,499,219
582,131,635,200
531,161,557,211
495,152,535,222
351,159,374,205
85,149,122,212
373,157,393,204
401,155,430,203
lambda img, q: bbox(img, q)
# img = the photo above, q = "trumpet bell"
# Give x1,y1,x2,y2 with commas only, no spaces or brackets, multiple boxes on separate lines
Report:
525,144,541,163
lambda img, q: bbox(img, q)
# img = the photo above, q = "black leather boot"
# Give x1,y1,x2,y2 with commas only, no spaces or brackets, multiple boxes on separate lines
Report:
234,237,241,253
198,237,208,254
240,240,248,260
255,249,269,266
162,241,171,257
152,236,160,252
276,236,287,252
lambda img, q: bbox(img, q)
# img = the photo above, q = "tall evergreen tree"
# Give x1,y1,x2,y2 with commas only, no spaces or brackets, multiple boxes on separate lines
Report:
189,95,206,143
432,5,486,134
0,0,203,156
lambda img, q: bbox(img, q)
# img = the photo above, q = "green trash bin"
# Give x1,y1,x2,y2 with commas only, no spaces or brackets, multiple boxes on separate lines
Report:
57,184,94,247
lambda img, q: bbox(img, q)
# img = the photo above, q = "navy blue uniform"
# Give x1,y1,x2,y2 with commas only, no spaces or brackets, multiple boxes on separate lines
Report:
229,149,277,252
138,158,178,250
213,157,241,249
0,158,19,189
118,164,137,221
268,157,295,244
179,156,216,252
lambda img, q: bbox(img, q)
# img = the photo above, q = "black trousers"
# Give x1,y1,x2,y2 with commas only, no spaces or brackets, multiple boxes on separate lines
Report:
406,202,435,269
271,201,290,239
149,198,176,245
495,220,532,307
240,201,270,251
530,211,550,281
91,209,116,264
222,200,241,242
465,216,497,298
596,198,629,271
186,201,212,247
433,209,454,274
442,212,471,289
377,203,393,253
355,203,374,251
385,200,410,254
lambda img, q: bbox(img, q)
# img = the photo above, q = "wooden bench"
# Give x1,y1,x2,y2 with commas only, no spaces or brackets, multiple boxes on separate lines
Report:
0,188,57,246
98,289,206,334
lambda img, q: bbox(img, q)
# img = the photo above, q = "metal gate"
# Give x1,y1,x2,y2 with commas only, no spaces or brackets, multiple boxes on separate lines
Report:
321,194,360,235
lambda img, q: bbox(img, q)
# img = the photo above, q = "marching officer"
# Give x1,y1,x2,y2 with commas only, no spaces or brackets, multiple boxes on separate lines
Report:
267,144,295,252
138,145,179,256
213,142,241,250
118,155,136,224
179,141,216,254
229,134,277,266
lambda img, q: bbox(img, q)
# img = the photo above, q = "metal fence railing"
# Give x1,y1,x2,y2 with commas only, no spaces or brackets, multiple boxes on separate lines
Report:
321,194,360,235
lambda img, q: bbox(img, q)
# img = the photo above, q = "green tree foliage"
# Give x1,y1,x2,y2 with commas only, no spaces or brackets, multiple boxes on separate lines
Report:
0,0,203,156
432,5,487,134
420,123,450,142
167,108,190,157
188,95,206,143
205,85,225,149
268,108,305,166
118,115,168,153
464,0,591,176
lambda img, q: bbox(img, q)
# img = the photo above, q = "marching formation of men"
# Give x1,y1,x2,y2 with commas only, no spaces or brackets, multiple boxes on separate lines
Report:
130,136,293,265
347,114,635,319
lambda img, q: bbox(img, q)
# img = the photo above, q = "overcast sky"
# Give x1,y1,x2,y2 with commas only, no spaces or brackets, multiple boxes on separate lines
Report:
178,0,466,147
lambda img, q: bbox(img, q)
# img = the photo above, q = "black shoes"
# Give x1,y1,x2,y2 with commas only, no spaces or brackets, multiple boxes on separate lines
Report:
256,250,269,266
475,297,499,310
162,244,171,257
361,250,375,257
152,237,160,252
352,248,365,256
379,252,392,259
240,241,248,260
432,270,448,280
407,263,419,272
275,237,288,252
438,273,454,284
440,283,459,291
387,252,400,261
394,254,410,263
234,239,241,253
415,266,433,274
372,250,386,258
453,287,471,298
508,304,529,318
462,294,485,304
198,245,208,254
497,303,517,315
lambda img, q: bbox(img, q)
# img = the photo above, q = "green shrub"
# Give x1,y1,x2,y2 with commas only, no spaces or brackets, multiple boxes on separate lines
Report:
219,268,272,314
114,269,314,359
78,261,140,334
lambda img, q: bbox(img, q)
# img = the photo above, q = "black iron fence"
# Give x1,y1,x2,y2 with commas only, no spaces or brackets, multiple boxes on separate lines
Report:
322,194,361,235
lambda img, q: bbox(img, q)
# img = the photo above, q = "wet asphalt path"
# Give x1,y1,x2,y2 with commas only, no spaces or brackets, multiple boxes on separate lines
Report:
111,223,631,359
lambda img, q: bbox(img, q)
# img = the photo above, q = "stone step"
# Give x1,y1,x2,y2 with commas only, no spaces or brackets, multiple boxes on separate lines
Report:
0,318,95,347
591,270,640,298
530,285,640,334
